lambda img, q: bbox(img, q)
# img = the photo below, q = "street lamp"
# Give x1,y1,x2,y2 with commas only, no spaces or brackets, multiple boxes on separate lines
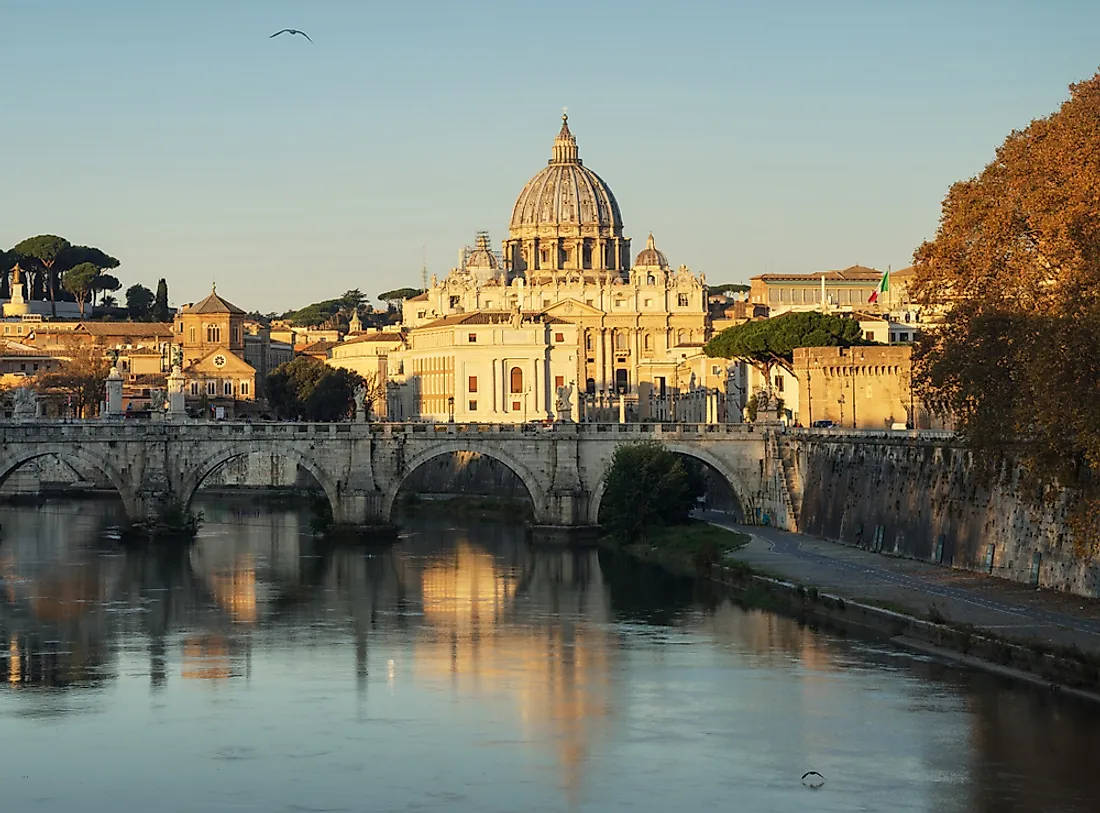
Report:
447,395,455,423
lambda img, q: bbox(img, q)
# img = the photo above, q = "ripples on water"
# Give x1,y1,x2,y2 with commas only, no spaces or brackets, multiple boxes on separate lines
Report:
1,497,1098,813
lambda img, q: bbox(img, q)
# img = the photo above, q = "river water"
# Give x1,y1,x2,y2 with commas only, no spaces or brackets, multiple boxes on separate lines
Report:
1,497,1098,813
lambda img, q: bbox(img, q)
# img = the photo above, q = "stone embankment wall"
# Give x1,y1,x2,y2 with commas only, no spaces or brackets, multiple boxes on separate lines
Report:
787,434,1100,597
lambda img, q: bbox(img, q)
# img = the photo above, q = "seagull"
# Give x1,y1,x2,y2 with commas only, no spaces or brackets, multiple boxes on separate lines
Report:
801,771,826,789
270,28,313,42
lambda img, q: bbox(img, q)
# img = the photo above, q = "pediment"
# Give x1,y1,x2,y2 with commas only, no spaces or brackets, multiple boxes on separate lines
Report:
541,298,604,318
188,347,255,374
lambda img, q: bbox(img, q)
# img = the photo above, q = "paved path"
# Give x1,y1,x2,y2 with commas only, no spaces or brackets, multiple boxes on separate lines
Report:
697,511,1100,656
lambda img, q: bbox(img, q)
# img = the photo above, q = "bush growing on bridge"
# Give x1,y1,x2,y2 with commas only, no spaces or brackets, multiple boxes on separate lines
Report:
600,442,703,541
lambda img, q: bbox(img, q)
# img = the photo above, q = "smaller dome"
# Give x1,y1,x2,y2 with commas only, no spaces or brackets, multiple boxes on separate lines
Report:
465,231,500,283
634,233,668,269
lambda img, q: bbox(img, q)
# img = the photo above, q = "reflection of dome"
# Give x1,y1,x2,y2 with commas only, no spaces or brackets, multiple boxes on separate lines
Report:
509,114,624,238
633,233,668,270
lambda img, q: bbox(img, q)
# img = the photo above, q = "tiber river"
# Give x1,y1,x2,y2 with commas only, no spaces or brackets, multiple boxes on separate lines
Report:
1,496,1098,813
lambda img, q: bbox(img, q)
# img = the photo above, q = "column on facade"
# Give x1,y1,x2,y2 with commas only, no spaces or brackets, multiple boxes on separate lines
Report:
602,328,612,393
594,326,605,395
631,324,641,395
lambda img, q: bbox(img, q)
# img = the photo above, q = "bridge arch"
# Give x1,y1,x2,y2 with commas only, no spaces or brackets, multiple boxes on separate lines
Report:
381,441,549,523
587,442,752,525
0,445,139,517
180,444,342,520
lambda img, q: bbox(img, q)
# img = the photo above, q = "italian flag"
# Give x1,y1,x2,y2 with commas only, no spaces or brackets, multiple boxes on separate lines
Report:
868,271,889,304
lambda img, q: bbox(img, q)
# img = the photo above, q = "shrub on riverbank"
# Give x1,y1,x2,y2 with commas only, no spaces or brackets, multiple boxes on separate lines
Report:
600,442,703,541
611,520,751,577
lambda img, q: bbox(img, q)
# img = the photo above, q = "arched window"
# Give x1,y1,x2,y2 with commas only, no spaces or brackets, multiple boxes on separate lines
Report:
676,329,687,345
510,367,523,394
585,378,595,394
644,333,653,351
647,275,655,286
614,331,627,351
207,324,221,343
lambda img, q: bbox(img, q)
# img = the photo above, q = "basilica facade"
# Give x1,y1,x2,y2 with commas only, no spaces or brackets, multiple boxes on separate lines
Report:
383,114,714,422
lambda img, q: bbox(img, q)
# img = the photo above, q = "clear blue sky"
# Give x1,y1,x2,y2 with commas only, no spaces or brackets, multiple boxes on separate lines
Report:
2,0,1098,313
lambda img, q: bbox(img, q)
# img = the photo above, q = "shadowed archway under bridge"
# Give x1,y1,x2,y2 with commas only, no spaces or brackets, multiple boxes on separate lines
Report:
589,446,747,526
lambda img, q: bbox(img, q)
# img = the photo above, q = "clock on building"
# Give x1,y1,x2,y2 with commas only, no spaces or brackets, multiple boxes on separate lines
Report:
213,354,227,368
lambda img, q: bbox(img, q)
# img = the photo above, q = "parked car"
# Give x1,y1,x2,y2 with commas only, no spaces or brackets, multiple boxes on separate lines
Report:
811,419,835,428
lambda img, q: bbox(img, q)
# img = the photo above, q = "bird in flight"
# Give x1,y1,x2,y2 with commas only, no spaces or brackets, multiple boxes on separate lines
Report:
270,29,313,42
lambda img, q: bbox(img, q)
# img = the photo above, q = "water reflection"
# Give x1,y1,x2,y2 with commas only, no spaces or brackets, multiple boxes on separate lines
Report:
1,498,1098,812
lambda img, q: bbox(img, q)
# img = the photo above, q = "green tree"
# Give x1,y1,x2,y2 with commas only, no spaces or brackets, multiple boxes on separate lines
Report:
12,234,71,316
126,283,156,321
282,298,342,327
378,287,424,307
910,70,1100,551
339,289,365,322
600,442,702,541
91,273,121,309
267,356,363,421
154,278,171,321
705,311,869,390
61,262,101,316
709,283,750,296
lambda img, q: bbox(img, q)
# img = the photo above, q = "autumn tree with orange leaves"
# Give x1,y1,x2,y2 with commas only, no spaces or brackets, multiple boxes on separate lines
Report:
911,70,1100,551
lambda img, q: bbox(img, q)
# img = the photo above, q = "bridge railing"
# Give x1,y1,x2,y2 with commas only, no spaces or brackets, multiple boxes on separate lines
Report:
0,418,765,438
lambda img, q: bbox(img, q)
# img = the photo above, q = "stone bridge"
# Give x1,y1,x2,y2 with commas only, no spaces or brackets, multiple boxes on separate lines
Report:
0,421,793,530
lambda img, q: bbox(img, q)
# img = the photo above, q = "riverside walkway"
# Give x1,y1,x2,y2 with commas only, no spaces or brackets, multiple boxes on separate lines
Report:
698,511,1100,658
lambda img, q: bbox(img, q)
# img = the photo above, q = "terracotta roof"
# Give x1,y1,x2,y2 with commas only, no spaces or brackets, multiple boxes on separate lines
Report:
406,292,429,302
751,265,884,283
342,332,404,345
419,311,570,329
187,289,246,315
0,340,54,358
300,340,337,354
76,322,174,337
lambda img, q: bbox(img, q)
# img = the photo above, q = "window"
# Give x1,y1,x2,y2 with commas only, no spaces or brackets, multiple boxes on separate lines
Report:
190,382,199,395
646,275,655,286
614,331,627,350
644,298,653,308
865,331,875,341
899,332,910,342
677,293,689,307
468,400,477,411
510,367,523,394
614,298,624,308
241,381,250,396
484,300,492,309
468,333,477,343
586,378,595,394
178,322,183,333
555,375,565,389
542,299,551,308
657,376,667,397
206,324,221,343
449,296,460,308
207,381,216,395
644,334,652,351
586,299,594,307
468,375,478,393
224,381,233,396
677,329,687,345
189,326,196,343
512,401,521,411
775,376,784,393
417,311,426,319
554,332,564,343
712,366,720,375
614,369,628,393
19,363,26,371
585,333,593,350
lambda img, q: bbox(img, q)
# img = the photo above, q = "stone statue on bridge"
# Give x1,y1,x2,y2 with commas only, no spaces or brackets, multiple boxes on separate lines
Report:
11,386,38,420
354,384,366,422
555,383,574,422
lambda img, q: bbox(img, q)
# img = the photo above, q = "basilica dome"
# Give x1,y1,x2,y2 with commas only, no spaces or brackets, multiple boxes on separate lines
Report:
508,114,624,238
633,233,669,269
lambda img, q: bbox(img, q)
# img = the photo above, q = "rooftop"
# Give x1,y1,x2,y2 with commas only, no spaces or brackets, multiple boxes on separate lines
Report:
184,286,246,315
751,265,885,283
